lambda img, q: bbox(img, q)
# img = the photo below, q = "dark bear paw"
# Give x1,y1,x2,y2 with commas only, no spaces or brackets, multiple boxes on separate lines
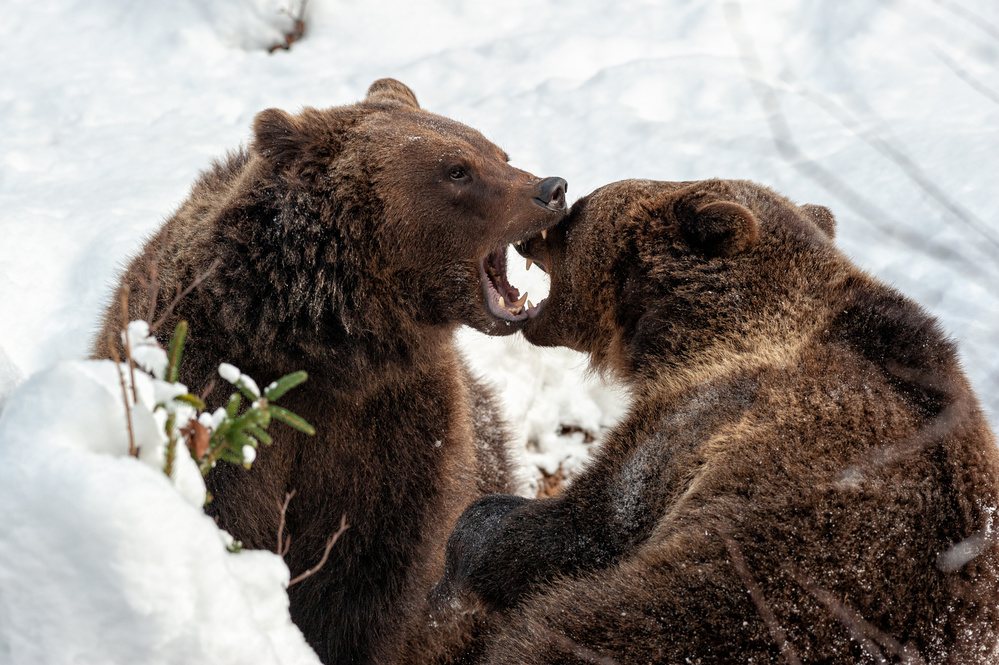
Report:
429,493,529,619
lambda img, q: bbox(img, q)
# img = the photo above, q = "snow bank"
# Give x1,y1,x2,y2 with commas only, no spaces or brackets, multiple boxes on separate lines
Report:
0,361,319,665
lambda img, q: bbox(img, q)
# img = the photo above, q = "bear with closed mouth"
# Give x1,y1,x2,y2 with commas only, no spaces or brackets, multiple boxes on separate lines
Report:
92,79,566,665
431,178,999,663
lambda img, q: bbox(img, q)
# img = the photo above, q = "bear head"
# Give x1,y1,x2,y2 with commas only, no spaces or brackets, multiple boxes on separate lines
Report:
229,79,567,368
515,178,838,383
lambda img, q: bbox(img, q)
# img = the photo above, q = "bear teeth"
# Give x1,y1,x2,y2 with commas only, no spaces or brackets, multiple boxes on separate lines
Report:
480,245,542,321
497,292,528,315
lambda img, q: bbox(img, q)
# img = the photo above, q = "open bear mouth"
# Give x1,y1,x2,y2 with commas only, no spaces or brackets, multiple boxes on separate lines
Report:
479,243,547,323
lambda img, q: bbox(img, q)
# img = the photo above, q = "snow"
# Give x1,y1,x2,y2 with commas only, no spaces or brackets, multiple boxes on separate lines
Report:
124,320,169,380
218,363,242,386
1,0,999,661
456,333,630,481
0,345,23,415
219,362,261,398
0,361,317,664
200,407,229,432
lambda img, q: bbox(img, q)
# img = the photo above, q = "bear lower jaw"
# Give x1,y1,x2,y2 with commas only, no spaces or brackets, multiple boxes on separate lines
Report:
479,247,545,324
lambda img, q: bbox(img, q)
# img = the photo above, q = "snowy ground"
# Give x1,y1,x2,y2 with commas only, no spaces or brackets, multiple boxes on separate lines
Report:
2,0,999,662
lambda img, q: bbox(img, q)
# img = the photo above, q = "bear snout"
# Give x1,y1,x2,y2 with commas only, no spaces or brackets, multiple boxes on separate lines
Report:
533,177,568,213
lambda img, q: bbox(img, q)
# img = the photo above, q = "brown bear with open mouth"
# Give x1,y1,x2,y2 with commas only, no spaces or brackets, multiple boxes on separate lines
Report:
431,178,999,663
92,79,566,665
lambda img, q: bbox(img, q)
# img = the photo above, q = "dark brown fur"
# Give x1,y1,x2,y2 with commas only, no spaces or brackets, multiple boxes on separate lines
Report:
432,179,999,663
92,79,566,665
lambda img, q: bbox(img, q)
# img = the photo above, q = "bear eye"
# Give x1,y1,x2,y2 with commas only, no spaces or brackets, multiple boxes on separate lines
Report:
449,166,468,181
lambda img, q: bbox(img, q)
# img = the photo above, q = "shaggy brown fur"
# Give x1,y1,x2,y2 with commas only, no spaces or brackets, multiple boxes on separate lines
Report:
92,79,567,665
431,179,999,663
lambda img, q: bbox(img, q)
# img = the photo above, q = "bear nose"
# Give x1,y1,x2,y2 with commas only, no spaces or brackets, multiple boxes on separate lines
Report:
534,177,568,212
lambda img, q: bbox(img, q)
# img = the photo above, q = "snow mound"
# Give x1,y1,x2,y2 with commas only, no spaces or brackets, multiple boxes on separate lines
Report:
0,361,319,665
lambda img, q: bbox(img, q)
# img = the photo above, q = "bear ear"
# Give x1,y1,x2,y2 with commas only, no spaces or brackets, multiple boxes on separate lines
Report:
675,188,758,258
801,203,836,239
365,78,420,109
252,108,306,166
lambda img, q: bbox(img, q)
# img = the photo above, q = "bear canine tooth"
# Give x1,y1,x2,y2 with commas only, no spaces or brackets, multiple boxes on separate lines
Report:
511,292,529,308
526,258,534,271
527,299,534,309
541,229,548,240
498,296,505,308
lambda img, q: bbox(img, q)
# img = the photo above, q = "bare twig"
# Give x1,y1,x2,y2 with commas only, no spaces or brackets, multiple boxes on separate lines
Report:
932,47,999,106
790,566,926,664
838,400,965,489
269,0,309,53
276,490,296,557
120,290,139,404
139,233,169,324
838,371,967,488
926,0,999,44
794,569,887,663
199,434,229,475
790,79,999,254
937,526,998,573
724,535,803,665
146,275,160,324
150,258,221,333
199,378,217,402
108,335,138,457
539,627,621,665
274,490,348,587
288,514,349,586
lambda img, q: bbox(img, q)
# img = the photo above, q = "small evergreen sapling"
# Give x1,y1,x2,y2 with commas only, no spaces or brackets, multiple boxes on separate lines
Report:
194,360,314,476
116,318,341,581
119,318,314,491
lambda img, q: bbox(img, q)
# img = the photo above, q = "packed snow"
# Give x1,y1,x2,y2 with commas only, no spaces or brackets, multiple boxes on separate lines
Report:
218,362,262,399
1,0,998,662
0,360,318,664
